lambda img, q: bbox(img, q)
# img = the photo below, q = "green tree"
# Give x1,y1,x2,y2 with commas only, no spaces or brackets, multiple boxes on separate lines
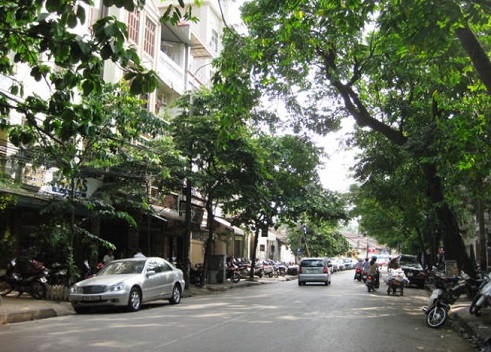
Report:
214,0,491,275
224,131,347,276
22,82,178,283
171,88,262,285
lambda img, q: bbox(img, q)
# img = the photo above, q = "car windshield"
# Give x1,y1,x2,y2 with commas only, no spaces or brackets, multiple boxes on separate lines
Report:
400,261,423,270
301,260,324,267
98,260,146,276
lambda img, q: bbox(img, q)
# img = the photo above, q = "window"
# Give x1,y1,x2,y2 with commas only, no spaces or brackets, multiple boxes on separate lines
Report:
210,28,219,52
144,18,156,56
128,10,140,44
259,244,265,252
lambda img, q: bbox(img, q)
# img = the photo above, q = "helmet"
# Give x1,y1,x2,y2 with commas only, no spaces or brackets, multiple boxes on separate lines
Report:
371,255,377,260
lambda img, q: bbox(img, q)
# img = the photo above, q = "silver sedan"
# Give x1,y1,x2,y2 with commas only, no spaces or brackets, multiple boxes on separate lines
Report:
69,257,185,313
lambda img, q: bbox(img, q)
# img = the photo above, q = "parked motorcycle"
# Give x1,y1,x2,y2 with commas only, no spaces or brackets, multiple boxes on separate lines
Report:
423,276,467,328
226,263,241,283
259,261,275,278
190,264,203,286
0,258,49,299
274,262,287,276
469,273,491,317
237,262,264,279
47,262,69,286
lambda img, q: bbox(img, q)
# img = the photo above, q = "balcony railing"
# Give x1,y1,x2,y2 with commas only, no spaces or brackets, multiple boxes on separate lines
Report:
157,51,185,95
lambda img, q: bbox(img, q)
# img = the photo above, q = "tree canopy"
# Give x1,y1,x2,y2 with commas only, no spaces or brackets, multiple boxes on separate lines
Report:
214,0,491,274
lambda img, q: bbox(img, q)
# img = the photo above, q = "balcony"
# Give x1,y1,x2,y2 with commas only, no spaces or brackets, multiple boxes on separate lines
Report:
157,51,185,95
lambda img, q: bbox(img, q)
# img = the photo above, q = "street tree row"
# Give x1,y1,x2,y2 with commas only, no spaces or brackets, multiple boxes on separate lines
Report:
212,0,491,276
0,0,348,285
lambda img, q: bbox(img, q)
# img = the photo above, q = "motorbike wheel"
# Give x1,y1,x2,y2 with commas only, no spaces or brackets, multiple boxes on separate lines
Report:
30,281,47,300
426,306,448,328
231,272,240,283
469,295,482,316
0,279,13,296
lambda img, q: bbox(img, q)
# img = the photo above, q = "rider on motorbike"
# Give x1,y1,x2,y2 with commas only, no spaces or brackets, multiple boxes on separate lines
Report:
368,256,380,286
354,258,363,280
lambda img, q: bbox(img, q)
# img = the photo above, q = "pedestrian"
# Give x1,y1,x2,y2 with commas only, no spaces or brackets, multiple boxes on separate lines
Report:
80,259,92,279
133,249,146,258
103,250,114,265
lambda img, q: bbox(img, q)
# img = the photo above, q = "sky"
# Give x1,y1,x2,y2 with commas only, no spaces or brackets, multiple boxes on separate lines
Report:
315,120,358,193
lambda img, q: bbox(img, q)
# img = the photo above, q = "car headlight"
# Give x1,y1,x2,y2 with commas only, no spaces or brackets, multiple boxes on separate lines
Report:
70,285,82,294
109,282,126,292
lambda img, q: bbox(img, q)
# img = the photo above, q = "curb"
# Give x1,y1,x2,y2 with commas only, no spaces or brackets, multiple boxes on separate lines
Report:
1,279,268,324
450,311,485,350
1,308,57,325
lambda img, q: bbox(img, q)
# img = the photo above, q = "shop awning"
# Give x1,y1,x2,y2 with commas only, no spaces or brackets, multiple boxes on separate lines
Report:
232,226,245,236
213,217,245,236
151,205,184,222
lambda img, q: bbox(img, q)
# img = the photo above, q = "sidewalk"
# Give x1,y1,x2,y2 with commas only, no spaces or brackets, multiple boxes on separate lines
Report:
423,284,491,351
0,278,265,325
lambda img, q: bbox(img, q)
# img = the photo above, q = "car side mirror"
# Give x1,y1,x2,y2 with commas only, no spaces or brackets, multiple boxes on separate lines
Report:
146,270,156,277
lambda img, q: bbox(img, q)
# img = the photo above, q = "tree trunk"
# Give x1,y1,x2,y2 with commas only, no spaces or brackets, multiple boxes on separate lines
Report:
422,163,476,277
200,197,214,286
250,224,260,280
183,178,192,289
477,196,487,270
455,25,491,95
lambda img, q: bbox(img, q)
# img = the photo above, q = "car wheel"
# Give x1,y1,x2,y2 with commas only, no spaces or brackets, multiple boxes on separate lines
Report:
169,284,182,305
127,287,142,312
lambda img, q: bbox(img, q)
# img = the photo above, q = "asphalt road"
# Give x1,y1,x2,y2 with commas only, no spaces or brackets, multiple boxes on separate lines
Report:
0,270,477,352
